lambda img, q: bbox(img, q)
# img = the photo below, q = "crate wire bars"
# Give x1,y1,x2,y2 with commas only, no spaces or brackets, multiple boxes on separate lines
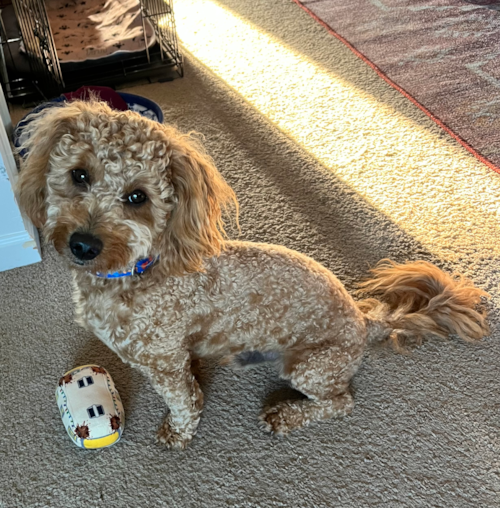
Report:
142,0,183,77
12,0,63,95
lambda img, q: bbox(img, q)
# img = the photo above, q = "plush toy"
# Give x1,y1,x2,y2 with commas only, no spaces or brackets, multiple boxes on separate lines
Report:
55,365,124,449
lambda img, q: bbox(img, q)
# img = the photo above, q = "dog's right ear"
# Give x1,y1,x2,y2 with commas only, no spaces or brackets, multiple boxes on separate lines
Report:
15,105,76,228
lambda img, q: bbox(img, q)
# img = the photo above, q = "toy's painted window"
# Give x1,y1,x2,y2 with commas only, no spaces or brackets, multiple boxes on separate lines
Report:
87,404,104,418
77,376,94,388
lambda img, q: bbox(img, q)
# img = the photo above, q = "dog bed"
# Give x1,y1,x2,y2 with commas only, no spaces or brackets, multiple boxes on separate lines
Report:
45,0,155,63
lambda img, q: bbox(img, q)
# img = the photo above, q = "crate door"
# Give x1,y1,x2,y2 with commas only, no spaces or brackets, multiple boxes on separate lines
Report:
140,0,183,73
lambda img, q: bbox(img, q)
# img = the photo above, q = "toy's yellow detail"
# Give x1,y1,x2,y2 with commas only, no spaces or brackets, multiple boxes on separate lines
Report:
83,432,119,449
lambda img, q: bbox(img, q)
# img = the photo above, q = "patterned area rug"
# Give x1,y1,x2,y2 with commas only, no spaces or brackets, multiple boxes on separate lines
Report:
46,0,155,63
295,0,500,173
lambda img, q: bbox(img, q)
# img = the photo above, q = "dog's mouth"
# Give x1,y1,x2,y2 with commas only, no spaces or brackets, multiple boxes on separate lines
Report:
61,244,101,271
68,255,85,266
66,250,136,276
70,257,87,267
66,253,95,270
65,250,159,278
67,255,112,276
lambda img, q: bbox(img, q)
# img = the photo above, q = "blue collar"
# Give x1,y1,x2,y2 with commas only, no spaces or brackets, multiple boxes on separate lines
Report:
95,256,158,278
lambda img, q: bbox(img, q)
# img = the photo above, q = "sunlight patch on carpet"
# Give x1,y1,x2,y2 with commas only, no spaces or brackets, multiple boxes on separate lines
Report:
173,0,500,263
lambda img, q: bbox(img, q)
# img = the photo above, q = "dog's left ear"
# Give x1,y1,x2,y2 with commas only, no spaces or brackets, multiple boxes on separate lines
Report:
159,129,238,276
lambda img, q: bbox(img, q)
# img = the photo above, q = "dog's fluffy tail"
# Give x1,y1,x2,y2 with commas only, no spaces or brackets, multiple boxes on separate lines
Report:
357,260,490,350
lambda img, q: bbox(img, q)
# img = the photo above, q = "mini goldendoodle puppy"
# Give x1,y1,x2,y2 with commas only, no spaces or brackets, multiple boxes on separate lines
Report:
16,100,489,449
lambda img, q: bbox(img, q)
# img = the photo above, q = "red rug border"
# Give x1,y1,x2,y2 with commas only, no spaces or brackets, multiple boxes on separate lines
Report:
292,0,500,176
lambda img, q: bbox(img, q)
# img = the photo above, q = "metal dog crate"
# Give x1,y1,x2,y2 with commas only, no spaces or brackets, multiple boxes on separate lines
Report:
3,0,182,99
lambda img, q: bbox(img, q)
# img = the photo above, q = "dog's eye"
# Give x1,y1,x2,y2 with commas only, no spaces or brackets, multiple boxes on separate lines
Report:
127,190,147,205
72,169,90,186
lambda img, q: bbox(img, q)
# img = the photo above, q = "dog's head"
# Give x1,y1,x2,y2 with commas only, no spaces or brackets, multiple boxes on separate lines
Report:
16,100,237,276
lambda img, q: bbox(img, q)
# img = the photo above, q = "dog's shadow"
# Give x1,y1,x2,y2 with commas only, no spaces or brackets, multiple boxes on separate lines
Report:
262,385,307,408
190,357,305,410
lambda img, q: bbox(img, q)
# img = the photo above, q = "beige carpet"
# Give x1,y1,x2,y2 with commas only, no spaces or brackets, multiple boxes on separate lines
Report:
1,0,500,506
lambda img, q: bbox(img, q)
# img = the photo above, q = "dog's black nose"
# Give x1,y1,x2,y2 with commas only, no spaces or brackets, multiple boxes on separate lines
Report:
69,233,103,261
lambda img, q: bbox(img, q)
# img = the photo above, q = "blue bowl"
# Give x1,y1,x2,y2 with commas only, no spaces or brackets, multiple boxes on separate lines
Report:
118,92,163,123
13,92,164,156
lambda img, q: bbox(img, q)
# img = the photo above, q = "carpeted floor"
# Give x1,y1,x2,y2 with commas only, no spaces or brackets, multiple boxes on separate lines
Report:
295,0,500,173
1,0,500,506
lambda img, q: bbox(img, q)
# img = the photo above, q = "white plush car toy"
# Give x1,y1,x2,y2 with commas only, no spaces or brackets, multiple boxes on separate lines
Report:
55,365,124,449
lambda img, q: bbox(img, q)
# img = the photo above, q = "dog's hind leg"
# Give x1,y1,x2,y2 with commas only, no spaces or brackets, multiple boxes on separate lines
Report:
259,342,364,435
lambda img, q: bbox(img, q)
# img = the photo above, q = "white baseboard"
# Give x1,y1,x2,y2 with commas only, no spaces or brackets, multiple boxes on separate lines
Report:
0,230,41,272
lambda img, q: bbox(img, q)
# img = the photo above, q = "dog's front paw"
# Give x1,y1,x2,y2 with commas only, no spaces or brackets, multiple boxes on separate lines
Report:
157,418,194,450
